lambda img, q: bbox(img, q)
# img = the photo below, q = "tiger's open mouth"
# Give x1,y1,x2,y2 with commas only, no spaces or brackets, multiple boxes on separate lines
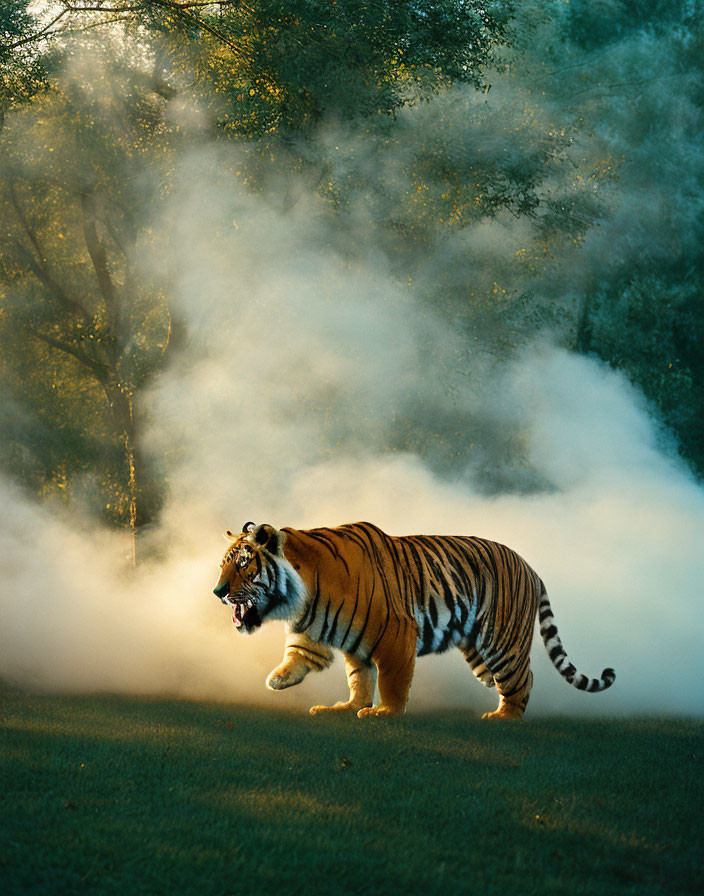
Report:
230,598,262,631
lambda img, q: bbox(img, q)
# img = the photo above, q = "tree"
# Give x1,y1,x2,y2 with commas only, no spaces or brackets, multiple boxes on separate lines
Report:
557,0,704,474
0,1,612,502
0,0,52,126
37,1,511,130
3,0,701,509
0,43,174,560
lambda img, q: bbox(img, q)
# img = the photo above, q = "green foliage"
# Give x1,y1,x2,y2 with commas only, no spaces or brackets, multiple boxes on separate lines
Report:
128,0,512,134
1,691,702,895
0,43,174,526
551,0,704,475
0,1,529,530
0,0,702,535
0,1,50,121
584,269,704,475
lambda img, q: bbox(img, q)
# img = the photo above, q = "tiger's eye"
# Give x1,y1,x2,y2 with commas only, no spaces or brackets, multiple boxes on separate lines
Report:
236,546,253,568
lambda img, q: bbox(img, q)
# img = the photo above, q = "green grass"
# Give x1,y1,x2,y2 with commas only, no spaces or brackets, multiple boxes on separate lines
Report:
1,688,702,896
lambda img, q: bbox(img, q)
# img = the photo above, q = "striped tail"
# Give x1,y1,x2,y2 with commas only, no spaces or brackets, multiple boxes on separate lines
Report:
539,593,615,693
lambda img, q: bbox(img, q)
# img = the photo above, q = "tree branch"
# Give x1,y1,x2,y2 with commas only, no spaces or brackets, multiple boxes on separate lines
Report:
8,187,94,327
60,2,151,13
61,1,242,11
80,191,120,325
150,0,254,64
60,1,255,64
26,326,110,380
4,10,69,52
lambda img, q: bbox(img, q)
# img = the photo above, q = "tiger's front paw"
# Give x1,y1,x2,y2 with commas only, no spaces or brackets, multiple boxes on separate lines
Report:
356,704,405,719
309,701,368,716
266,662,310,691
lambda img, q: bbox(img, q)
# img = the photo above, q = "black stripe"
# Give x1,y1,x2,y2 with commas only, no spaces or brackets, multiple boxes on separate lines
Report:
428,595,438,627
446,540,482,602
436,629,453,653
411,536,450,575
418,616,435,656
405,539,430,613
298,530,351,576
471,539,502,635
384,535,414,617
464,617,481,650
293,645,330,663
441,575,456,617
366,601,391,661
340,576,362,649
327,599,344,644
488,651,514,675
295,569,320,633
319,597,331,641
498,664,530,698
354,527,401,626
354,523,390,568
347,589,374,655
456,595,468,629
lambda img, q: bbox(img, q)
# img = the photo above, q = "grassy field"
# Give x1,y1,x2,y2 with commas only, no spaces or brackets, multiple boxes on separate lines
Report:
1,688,702,896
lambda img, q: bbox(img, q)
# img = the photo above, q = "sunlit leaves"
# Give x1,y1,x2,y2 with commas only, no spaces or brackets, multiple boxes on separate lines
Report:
0,41,174,527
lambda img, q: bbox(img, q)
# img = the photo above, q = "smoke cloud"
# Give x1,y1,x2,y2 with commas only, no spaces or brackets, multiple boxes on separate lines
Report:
1,3,702,717
2,332,702,716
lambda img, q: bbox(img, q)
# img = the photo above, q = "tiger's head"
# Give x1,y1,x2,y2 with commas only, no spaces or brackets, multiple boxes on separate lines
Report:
213,521,306,634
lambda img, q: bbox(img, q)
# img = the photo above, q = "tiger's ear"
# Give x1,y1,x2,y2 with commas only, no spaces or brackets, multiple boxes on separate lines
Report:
242,521,256,534
252,523,281,555
224,530,235,542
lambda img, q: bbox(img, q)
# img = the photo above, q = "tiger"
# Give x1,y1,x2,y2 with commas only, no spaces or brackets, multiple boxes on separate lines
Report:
213,521,615,719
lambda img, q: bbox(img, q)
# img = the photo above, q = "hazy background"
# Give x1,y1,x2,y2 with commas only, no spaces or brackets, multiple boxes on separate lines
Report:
1,0,702,716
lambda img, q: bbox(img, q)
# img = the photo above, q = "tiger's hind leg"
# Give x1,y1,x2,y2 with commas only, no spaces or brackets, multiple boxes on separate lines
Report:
266,629,333,691
310,653,377,715
482,661,533,721
460,646,496,688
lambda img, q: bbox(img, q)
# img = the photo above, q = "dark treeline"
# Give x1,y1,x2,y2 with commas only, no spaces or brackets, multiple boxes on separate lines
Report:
1,1,702,548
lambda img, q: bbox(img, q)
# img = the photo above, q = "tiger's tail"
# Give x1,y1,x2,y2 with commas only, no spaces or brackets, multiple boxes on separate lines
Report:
539,591,615,693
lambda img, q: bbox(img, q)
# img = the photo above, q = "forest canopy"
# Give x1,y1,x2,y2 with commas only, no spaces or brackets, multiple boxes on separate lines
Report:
1,1,702,557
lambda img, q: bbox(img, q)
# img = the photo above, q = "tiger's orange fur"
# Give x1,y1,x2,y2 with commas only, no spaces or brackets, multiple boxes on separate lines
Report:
213,521,615,719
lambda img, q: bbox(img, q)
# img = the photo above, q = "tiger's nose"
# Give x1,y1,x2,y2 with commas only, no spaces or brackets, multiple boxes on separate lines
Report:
213,581,230,599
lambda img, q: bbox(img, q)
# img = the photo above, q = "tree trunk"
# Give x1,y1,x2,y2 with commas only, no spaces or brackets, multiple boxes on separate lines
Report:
104,383,143,567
